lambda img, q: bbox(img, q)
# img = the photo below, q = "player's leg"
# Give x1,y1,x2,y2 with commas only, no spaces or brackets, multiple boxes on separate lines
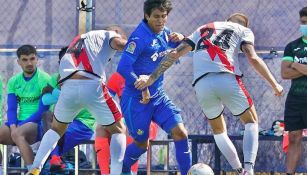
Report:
119,95,152,174
284,95,306,174
27,81,81,174
11,122,40,170
95,124,111,175
87,82,126,175
194,74,244,173
220,74,257,175
126,134,139,175
153,95,191,175
0,124,15,145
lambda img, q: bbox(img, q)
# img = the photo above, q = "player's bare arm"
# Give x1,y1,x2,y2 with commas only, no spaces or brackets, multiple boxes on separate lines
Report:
242,43,283,96
134,42,192,90
110,37,127,51
281,61,303,79
289,62,307,76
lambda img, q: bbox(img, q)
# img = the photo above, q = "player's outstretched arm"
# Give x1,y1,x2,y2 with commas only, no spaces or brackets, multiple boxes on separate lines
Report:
242,43,283,96
135,42,192,90
281,61,303,79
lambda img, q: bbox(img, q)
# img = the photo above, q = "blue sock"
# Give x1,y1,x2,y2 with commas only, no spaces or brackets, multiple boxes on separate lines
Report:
174,139,192,175
122,142,147,173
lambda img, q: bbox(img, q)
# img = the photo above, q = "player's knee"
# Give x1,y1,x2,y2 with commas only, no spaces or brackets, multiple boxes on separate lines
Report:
289,131,303,144
171,124,188,140
134,140,149,149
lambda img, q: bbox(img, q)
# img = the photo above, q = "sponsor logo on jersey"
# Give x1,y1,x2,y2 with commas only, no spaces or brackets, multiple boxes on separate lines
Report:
294,47,300,51
151,52,159,61
19,96,40,103
151,39,159,47
137,129,144,135
294,56,307,64
126,41,136,54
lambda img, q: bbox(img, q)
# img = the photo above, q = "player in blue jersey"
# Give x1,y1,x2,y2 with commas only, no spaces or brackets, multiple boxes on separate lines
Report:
117,0,191,174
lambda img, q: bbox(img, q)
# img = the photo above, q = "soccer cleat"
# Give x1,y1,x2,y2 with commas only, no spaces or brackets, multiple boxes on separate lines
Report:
25,168,40,175
49,155,66,172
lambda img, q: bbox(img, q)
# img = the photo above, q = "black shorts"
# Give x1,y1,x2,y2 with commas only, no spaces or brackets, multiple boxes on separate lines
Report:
284,94,307,131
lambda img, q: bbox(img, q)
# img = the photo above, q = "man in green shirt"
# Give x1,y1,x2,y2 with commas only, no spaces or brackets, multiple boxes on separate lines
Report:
0,45,50,171
281,6,307,175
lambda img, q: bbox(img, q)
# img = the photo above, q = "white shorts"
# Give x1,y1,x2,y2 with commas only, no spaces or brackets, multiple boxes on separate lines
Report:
54,79,121,125
194,73,253,119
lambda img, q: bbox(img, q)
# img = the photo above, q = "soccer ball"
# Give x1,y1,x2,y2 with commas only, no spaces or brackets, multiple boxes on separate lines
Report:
188,163,214,175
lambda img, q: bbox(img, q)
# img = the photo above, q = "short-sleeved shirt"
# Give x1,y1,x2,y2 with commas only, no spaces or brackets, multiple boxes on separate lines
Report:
121,20,179,97
48,73,95,131
7,69,50,121
187,21,254,85
59,30,120,83
282,37,307,96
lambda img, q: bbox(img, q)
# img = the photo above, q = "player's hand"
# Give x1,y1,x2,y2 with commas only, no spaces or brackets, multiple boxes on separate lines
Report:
134,75,154,90
140,87,151,104
273,83,283,96
169,32,184,42
42,85,53,95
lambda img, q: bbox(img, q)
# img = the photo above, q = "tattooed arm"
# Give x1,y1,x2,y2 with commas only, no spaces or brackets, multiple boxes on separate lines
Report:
242,43,283,96
134,42,192,90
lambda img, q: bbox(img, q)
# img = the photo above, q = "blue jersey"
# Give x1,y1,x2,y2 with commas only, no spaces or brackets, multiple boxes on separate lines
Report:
117,20,179,97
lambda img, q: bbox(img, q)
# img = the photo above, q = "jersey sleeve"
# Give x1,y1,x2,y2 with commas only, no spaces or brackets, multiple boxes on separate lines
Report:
241,28,255,46
187,29,200,51
122,34,145,62
282,43,294,62
48,73,59,88
117,33,145,86
108,31,121,50
39,71,51,91
7,77,16,94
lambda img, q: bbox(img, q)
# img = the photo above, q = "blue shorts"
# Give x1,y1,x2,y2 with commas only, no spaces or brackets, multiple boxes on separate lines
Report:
5,120,43,142
120,92,182,142
57,119,94,154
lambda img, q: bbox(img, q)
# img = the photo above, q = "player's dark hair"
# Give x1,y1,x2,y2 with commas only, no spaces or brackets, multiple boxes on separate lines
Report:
143,0,172,22
299,6,307,18
16,45,37,58
59,46,68,62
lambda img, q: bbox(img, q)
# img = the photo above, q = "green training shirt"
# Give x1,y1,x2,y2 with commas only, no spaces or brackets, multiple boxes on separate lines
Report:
283,37,307,96
7,69,50,121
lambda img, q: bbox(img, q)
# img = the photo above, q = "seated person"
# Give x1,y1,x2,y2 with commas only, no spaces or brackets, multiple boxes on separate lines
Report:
0,45,50,171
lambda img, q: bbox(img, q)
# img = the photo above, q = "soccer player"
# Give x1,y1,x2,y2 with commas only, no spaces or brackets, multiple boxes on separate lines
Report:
95,72,158,175
26,26,128,175
117,0,192,174
38,47,96,173
137,13,284,175
281,6,307,175
0,45,51,171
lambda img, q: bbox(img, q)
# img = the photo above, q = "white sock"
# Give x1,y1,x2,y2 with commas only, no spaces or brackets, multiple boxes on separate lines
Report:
26,164,32,171
214,132,242,169
32,129,60,170
110,133,126,175
243,123,258,174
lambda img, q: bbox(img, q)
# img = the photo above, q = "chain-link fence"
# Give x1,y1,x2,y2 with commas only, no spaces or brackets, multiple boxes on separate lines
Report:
0,0,306,173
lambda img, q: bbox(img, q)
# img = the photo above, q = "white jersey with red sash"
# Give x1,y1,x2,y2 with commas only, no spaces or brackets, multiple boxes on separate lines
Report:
59,30,120,83
188,21,254,85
